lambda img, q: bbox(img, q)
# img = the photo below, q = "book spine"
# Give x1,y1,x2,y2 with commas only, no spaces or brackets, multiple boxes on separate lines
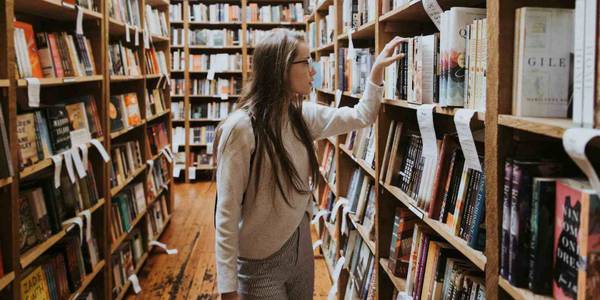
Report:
528,179,555,295
500,159,513,278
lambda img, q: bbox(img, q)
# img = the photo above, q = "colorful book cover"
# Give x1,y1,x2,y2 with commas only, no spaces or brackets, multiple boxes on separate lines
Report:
16,113,40,168
14,21,43,78
124,93,142,126
20,266,50,300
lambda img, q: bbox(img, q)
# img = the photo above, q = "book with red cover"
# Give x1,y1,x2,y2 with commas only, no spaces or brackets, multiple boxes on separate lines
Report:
14,21,43,78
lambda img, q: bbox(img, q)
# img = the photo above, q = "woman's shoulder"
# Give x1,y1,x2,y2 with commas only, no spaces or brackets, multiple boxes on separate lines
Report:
217,109,255,147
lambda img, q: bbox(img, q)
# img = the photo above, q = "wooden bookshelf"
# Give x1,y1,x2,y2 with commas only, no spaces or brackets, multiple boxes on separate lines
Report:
498,278,553,300
379,258,406,291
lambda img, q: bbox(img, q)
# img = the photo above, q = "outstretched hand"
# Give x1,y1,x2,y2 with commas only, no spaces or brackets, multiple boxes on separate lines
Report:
370,36,407,85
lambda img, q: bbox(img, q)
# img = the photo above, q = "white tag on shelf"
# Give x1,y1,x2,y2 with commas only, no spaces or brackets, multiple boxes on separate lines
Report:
125,23,131,42
422,0,443,30
62,0,75,9
396,292,412,300
335,89,343,107
165,147,175,159
162,149,173,163
341,206,351,235
333,256,346,280
25,78,41,108
70,128,92,147
207,69,216,80
330,198,349,221
310,210,328,225
149,240,178,254
220,93,228,100
563,128,600,194
454,109,482,172
62,217,84,246
70,148,87,178
128,274,142,294
90,139,110,162
188,167,197,180
134,27,140,46
347,27,356,60
146,159,154,168
51,154,64,189
416,104,438,159
75,6,84,35
173,165,183,178
80,209,92,241
327,284,337,300
63,150,76,183
312,239,323,251
79,144,89,167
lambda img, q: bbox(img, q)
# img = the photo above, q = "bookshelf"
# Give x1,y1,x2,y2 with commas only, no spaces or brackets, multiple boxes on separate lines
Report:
307,0,599,300
169,0,306,182
0,0,174,299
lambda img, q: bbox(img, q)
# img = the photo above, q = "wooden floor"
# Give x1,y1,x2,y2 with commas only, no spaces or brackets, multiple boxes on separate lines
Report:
127,182,333,300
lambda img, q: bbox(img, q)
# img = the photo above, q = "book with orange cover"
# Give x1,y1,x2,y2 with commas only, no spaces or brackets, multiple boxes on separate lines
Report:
124,93,142,126
14,21,43,78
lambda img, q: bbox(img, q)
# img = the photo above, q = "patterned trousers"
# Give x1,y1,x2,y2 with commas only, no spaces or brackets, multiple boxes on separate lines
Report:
237,213,314,300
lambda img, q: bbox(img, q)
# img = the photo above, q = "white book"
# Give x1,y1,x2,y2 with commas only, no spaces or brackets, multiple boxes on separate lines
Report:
513,7,573,118
582,0,597,127
420,34,436,104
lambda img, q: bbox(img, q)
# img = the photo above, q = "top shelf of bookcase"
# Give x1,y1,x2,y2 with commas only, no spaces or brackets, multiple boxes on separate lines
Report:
145,0,170,7
14,0,102,21
380,0,484,23
338,21,376,41
383,99,485,121
497,114,573,139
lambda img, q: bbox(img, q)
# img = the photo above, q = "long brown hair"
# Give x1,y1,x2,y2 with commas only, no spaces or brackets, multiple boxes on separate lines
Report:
216,29,319,206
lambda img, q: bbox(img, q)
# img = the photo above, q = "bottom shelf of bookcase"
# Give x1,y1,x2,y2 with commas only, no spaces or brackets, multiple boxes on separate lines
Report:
498,277,553,300
379,258,406,292
68,261,106,300
0,272,15,292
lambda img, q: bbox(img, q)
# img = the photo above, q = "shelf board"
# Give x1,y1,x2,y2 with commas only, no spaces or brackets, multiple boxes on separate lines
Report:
188,21,243,27
170,45,184,49
383,99,485,121
498,114,572,139
326,136,337,146
338,20,376,40
145,0,170,6
380,181,425,219
189,70,242,74
498,278,553,300
0,272,15,292
111,208,147,254
145,73,163,79
195,165,216,170
422,217,486,270
339,145,375,179
189,45,242,50
316,0,334,12
151,35,169,42
188,118,224,122
171,94,185,98
379,258,406,291
316,41,335,53
246,21,305,27
319,168,336,195
110,166,147,196
20,158,54,179
348,214,375,255
0,176,12,189
110,121,146,140
380,0,483,23
110,75,145,82
17,75,103,87
343,91,362,99
189,94,241,99
109,18,142,37
15,0,102,21
147,110,171,123
0,80,9,87
67,260,106,300
317,88,335,96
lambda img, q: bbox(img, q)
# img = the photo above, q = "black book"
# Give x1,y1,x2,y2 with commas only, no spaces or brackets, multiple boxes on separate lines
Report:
45,105,71,154
109,96,125,132
528,178,556,295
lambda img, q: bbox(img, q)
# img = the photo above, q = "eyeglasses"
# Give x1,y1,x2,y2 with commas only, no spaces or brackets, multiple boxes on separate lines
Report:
292,57,313,66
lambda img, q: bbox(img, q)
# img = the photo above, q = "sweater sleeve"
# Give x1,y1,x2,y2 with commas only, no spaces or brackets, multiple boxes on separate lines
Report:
302,80,384,140
215,115,255,294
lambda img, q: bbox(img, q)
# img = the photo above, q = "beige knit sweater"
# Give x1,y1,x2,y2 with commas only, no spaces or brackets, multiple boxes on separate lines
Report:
215,81,384,293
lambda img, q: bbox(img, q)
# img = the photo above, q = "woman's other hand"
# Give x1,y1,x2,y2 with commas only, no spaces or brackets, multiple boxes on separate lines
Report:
369,36,407,85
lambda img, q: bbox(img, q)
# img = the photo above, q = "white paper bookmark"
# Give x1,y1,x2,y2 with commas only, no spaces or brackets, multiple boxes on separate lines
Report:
207,69,216,80
146,159,155,169
563,128,600,194
220,93,228,100
341,206,351,235
80,209,92,241
134,27,140,46
310,210,329,225
327,284,337,300
396,292,412,300
333,256,346,280
75,6,84,35
51,154,64,188
188,167,196,180
125,23,131,42
90,139,110,162
128,274,142,294
63,151,76,183
330,198,349,221
312,239,323,251
78,144,89,168
149,240,178,254
62,0,75,9
454,109,482,172
422,0,443,30
62,217,84,245
25,78,41,108
417,104,438,159
162,149,173,163
335,89,343,107
70,148,87,178
173,165,183,178
347,27,356,60
164,147,175,160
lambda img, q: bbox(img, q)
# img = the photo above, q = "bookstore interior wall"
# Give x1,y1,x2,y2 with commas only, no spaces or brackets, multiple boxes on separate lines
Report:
0,0,175,299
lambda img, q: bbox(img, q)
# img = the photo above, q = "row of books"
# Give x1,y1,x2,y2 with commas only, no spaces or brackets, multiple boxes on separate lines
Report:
342,0,376,32
246,3,305,23
246,29,305,46
147,194,169,241
344,124,376,170
189,29,242,47
172,127,185,151
188,53,242,72
190,126,215,146
170,78,185,95
109,140,143,188
380,121,486,251
344,169,377,235
66,0,96,11
20,232,99,300
147,122,170,157
0,106,12,179
190,77,242,96
190,102,230,120
111,229,144,297
314,54,335,91
19,163,100,253
111,182,146,242
145,87,167,118
319,5,335,46
319,219,337,266
499,159,600,298
108,42,142,76
189,3,241,23
171,49,184,71
109,0,142,28
14,21,97,79
321,142,337,187
171,102,185,120
339,48,375,95
17,97,103,169
189,149,213,167
169,3,183,22
171,28,184,47
394,224,485,300
145,48,168,75
147,155,170,200
109,93,143,133
144,5,169,37
382,0,412,14
308,22,317,50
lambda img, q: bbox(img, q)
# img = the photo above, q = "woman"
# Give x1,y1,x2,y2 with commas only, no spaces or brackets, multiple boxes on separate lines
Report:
215,29,404,300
